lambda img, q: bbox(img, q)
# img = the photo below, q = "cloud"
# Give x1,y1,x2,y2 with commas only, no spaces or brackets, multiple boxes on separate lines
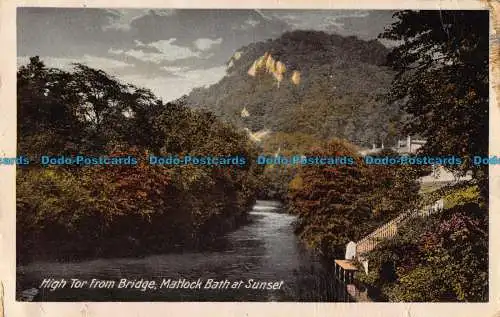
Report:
103,9,146,30
193,38,223,51
127,9,288,50
254,9,274,22
110,39,203,64
162,66,188,72
17,8,134,57
17,8,397,104
17,55,133,74
245,18,261,28
121,66,227,101
232,18,262,31
17,55,225,99
149,39,201,59
103,9,176,31
266,10,366,32
265,10,395,40
109,48,166,64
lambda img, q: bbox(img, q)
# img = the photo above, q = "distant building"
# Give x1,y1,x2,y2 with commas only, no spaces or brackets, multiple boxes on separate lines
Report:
358,136,472,184
395,136,426,154
358,135,426,156
419,166,472,184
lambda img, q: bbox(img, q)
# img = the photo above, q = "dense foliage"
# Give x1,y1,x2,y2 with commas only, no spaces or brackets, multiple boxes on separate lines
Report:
269,11,489,302
357,199,488,302
17,57,260,263
379,10,489,197
256,132,323,200
287,140,424,258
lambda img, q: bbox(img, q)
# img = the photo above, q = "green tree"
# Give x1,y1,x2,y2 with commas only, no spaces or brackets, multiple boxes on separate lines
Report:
17,57,85,157
379,10,489,198
364,149,429,220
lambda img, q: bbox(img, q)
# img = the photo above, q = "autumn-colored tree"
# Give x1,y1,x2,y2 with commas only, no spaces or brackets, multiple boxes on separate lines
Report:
288,139,373,257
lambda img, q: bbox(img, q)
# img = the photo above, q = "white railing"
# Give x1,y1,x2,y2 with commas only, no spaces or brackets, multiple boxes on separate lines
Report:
354,199,444,257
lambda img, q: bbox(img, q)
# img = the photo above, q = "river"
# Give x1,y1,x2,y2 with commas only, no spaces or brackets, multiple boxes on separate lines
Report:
17,200,341,302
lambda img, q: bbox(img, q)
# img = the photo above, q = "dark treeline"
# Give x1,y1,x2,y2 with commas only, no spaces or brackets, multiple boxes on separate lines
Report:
17,57,261,264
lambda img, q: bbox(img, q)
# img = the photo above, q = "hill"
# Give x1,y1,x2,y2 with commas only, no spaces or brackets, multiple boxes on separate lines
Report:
186,30,402,150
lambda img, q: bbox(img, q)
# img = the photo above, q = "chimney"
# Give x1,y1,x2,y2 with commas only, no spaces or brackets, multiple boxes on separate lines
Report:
407,135,411,153
381,142,384,149
372,143,376,150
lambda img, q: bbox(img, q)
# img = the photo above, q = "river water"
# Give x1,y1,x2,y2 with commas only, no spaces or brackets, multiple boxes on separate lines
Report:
17,200,340,302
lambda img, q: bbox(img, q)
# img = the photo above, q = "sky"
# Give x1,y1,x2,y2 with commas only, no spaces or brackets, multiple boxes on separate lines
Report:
17,9,396,102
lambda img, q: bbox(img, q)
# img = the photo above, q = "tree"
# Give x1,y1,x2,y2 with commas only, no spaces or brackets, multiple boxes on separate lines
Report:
288,139,373,257
17,57,85,157
70,63,131,152
17,58,167,156
364,149,429,220
379,10,489,198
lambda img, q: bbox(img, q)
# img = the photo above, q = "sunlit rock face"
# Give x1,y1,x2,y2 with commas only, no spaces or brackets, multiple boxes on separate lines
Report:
247,52,300,88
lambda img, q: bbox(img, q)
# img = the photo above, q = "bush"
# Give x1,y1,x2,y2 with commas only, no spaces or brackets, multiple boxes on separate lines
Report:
358,202,488,302
443,185,480,209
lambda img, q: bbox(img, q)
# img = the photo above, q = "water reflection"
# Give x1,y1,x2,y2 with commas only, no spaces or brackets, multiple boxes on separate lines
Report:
17,201,339,301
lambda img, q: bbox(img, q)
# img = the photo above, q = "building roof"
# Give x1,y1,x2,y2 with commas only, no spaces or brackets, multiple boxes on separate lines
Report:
334,260,358,271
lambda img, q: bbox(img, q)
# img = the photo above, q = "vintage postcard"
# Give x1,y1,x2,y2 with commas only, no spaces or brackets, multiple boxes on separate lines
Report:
1,0,499,316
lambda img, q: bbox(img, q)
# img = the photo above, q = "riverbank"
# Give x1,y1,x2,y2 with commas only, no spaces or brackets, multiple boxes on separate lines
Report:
17,201,340,302
17,196,256,265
